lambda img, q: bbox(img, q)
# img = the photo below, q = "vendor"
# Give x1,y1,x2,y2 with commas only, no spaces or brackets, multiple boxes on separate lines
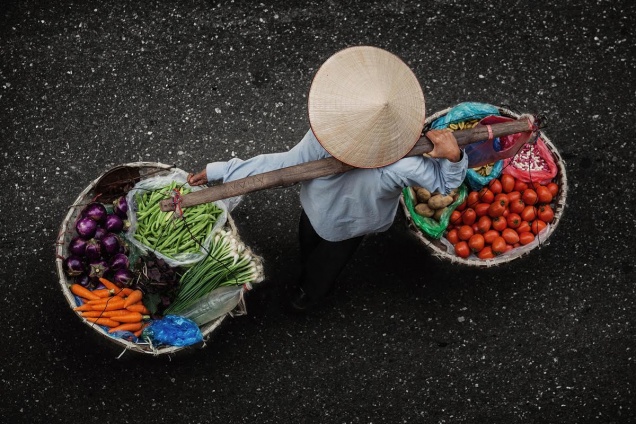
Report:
188,46,468,313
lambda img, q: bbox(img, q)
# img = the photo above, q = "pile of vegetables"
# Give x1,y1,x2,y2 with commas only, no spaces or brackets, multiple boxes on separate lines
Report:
63,198,135,288
71,278,150,337
165,229,264,315
132,181,223,258
61,180,263,346
444,173,558,259
410,187,459,222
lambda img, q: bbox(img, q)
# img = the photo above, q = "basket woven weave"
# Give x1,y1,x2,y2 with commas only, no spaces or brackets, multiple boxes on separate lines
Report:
55,162,257,355
401,106,568,268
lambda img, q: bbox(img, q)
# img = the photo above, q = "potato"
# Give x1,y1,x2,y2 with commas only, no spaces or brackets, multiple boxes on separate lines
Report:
414,203,435,218
428,194,454,210
433,207,447,221
415,187,431,203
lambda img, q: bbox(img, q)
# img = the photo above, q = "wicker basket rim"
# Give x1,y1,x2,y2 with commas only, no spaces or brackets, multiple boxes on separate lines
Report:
404,106,568,268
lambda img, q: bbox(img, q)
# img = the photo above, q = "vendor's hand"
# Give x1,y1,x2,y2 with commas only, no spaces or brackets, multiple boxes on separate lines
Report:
426,129,461,163
187,169,208,186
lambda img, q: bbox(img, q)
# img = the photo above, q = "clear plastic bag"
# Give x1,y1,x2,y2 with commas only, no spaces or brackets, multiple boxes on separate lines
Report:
124,169,228,268
179,283,250,326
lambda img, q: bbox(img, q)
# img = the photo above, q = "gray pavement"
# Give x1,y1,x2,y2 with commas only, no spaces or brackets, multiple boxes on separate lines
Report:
1,1,635,423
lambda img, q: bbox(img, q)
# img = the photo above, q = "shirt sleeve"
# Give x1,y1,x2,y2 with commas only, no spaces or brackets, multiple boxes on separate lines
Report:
381,150,468,195
206,129,329,183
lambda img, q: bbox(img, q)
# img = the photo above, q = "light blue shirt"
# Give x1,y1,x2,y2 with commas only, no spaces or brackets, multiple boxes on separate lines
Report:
206,129,467,242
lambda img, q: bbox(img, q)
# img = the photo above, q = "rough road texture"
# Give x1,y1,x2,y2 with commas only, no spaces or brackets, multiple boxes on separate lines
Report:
1,1,634,423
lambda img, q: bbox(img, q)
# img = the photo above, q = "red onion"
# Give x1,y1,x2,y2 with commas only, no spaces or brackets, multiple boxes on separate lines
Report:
89,260,109,279
100,233,121,257
84,238,102,260
105,214,124,233
94,226,107,240
69,237,88,257
76,217,98,239
109,253,130,271
113,268,135,287
82,202,108,224
113,196,129,219
64,256,85,277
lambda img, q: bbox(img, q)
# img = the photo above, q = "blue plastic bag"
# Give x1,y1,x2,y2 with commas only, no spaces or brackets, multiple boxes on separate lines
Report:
142,315,203,347
465,160,504,191
430,102,500,130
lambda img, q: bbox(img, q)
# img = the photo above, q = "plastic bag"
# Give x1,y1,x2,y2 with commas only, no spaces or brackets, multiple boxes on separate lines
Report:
465,160,504,191
430,102,500,129
403,184,468,239
141,315,203,347
179,283,250,326
124,169,228,268
463,115,535,169
502,137,558,185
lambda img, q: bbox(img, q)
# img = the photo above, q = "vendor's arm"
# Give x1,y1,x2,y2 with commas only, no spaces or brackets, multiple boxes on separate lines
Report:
382,129,467,195
188,129,328,186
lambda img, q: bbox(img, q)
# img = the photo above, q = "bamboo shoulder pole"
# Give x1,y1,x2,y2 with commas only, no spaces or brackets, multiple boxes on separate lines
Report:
159,118,533,211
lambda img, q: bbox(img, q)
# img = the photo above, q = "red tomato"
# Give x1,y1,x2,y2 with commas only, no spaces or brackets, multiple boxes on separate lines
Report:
536,185,553,204
537,204,555,223
522,189,538,206
450,210,463,226
474,203,490,217
502,228,520,244
531,220,547,235
488,202,506,218
507,191,521,203
506,213,522,229
446,228,459,245
454,241,470,258
467,191,480,208
519,231,535,245
494,193,510,208
500,174,515,193
516,221,531,234
521,205,537,222
476,216,492,234
491,236,507,255
546,182,559,197
478,188,495,204
458,225,474,241
462,208,477,225
483,230,500,244
456,199,467,212
491,216,508,232
477,246,494,259
509,199,525,214
488,178,503,194
514,180,528,192
468,233,485,252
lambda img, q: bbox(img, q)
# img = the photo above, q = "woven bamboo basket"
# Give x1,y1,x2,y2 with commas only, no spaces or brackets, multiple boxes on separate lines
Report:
401,106,568,268
55,162,258,356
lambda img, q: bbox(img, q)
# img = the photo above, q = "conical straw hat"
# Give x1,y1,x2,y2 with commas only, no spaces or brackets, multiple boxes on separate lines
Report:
308,46,425,168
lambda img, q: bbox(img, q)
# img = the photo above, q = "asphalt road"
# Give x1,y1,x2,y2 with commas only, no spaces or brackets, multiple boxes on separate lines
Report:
1,1,635,423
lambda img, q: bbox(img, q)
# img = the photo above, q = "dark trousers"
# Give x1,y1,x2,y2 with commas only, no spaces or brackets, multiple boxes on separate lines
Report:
298,209,364,301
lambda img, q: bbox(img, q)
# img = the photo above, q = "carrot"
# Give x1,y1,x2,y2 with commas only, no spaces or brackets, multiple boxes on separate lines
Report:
92,288,115,298
73,303,94,312
133,323,150,338
125,303,151,314
90,298,126,311
98,277,120,291
124,290,144,308
115,287,134,298
81,311,108,318
85,317,120,328
108,322,143,334
70,284,100,301
109,312,144,323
